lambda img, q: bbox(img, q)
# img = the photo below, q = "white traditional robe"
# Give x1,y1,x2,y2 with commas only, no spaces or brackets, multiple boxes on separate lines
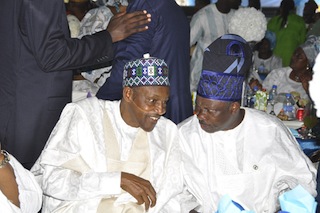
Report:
31,97,193,213
190,4,233,92
252,51,283,74
178,108,317,212
0,154,42,213
262,66,309,101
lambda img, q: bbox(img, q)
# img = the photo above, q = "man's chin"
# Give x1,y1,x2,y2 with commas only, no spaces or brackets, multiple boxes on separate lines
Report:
141,124,157,132
200,123,215,133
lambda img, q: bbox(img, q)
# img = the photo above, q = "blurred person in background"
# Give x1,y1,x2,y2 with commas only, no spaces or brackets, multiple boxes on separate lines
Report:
268,0,306,67
189,0,241,93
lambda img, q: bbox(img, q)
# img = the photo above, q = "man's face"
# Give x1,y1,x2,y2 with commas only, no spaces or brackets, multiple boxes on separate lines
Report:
228,0,241,9
258,38,271,54
128,86,169,132
195,96,234,133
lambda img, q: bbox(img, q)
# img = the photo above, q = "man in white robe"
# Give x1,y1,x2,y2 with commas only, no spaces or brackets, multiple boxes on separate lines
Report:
179,35,317,212
189,0,241,93
31,55,194,213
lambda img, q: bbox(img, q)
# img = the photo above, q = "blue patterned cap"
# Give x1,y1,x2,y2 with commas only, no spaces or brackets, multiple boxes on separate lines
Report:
123,54,170,87
197,34,253,101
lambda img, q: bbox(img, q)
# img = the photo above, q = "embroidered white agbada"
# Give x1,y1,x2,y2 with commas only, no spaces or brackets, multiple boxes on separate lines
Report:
178,108,317,213
0,154,42,213
262,66,309,101
31,97,193,213
190,4,233,92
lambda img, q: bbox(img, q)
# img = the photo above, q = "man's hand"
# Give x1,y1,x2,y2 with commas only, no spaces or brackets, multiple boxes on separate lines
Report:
107,10,151,43
121,172,156,211
248,78,262,90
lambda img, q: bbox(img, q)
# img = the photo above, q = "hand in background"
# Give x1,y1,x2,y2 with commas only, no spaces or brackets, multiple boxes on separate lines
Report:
107,10,151,43
120,172,156,211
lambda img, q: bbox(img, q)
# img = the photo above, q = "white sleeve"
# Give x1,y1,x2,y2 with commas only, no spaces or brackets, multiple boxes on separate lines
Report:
190,12,203,47
31,103,122,202
0,192,21,213
262,69,282,91
272,124,317,198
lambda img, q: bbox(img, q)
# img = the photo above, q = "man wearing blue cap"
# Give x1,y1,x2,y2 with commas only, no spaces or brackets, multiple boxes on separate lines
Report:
179,34,317,212
31,55,193,212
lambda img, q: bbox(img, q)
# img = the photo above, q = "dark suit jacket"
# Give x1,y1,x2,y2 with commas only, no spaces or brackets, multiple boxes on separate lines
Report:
0,0,113,168
96,0,193,124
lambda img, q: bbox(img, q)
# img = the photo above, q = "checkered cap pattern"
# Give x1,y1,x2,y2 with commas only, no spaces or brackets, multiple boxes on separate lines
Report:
123,57,170,87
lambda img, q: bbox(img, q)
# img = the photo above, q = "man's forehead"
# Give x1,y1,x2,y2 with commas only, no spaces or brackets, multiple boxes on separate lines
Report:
134,86,169,96
196,95,229,105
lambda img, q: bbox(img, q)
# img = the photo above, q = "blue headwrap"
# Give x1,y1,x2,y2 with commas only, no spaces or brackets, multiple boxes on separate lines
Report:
197,34,253,101
264,30,276,50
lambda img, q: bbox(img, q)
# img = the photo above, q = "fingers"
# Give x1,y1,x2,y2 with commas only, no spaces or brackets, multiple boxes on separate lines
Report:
125,10,151,22
139,181,156,208
120,172,157,210
107,10,151,42
125,11,151,33
141,192,151,211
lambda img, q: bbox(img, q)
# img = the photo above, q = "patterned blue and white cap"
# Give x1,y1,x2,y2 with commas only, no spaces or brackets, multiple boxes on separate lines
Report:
197,34,252,101
123,54,170,88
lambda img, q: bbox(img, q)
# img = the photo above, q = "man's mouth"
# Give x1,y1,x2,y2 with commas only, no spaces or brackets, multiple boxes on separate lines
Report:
150,116,160,121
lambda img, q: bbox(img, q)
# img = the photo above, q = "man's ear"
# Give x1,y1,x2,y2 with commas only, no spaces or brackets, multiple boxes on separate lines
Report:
230,102,241,113
123,87,133,102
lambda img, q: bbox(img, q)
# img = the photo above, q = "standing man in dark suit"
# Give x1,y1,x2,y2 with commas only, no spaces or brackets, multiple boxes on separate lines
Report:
0,0,151,169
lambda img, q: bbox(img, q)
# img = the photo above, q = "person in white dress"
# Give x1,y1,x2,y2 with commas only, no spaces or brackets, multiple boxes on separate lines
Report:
252,31,282,76
31,55,195,213
250,35,320,106
189,0,241,93
0,144,42,213
179,34,317,212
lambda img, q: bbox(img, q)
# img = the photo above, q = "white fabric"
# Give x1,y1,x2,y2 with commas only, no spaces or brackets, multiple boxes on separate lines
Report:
0,154,42,213
189,4,233,92
262,66,310,101
78,6,113,38
252,51,283,74
31,97,194,213
178,109,317,212
71,6,114,102
310,54,320,117
67,14,80,38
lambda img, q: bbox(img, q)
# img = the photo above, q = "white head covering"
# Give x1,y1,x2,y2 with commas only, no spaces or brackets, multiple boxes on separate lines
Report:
300,35,320,67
